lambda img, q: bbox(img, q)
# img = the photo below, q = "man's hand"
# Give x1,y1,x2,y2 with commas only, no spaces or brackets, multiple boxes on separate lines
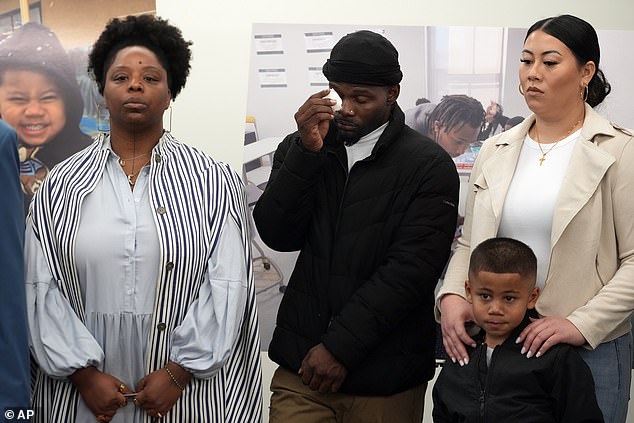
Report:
439,294,476,366
299,343,347,393
134,362,192,419
70,366,128,422
517,316,586,358
294,89,336,152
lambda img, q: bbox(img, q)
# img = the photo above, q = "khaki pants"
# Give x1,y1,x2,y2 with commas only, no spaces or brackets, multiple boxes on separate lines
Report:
269,366,426,423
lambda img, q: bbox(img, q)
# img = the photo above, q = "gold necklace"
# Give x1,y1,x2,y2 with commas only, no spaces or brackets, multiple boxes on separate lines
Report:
117,147,151,186
126,157,151,186
534,117,583,166
118,152,151,167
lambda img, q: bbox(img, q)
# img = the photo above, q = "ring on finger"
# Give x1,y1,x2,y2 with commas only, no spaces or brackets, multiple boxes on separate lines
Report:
96,415,108,422
157,412,163,418
119,383,126,393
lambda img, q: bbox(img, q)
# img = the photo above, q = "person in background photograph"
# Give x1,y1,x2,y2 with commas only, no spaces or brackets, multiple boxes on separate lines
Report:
0,22,91,212
415,97,430,105
25,15,261,423
477,100,508,141
437,14,634,423
255,30,459,423
67,46,109,137
504,115,525,131
0,120,30,421
404,94,484,158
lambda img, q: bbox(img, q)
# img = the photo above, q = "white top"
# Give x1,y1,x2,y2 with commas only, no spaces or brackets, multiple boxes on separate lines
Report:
345,122,388,170
486,345,494,366
498,129,580,289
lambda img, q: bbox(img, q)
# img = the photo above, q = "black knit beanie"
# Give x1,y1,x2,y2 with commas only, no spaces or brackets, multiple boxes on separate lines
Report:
322,30,402,86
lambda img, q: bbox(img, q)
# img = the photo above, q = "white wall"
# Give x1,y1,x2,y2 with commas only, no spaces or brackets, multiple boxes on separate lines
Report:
500,28,532,120
153,2,634,422
154,0,634,171
501,27,634,127
246,23,427,139
593,29,634,126
246,23,634,142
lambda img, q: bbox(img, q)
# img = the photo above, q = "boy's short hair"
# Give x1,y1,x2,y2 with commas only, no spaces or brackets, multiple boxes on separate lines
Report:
469,237,537,282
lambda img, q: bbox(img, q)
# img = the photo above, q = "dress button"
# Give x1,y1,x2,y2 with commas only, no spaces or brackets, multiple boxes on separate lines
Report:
166,262,174,271
157,322,167,331
157,206,166,215
155,154,162,163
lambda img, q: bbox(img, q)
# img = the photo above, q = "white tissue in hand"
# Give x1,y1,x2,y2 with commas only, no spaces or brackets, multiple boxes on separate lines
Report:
325,89,342,112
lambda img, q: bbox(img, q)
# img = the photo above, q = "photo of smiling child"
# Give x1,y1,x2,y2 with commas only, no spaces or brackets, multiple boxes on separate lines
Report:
0,22,91,212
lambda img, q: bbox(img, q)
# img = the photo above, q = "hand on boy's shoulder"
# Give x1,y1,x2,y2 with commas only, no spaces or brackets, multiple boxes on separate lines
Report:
516,316,585,359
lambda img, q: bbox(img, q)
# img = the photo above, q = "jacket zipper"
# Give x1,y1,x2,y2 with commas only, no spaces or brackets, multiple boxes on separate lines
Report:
479,389,486,420
329,139,380,243
477,343,496,422
329,149,350,256
324,149,349,325
325,145,375,324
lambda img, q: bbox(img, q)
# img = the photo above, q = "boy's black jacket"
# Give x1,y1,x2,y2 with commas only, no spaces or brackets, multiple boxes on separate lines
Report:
432,314,604,423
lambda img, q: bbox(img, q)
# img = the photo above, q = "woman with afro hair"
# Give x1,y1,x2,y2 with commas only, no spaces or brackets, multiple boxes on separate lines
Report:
25,14,262,423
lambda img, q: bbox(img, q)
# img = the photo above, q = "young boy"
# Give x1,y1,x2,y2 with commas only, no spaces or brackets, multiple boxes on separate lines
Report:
432,237,604,422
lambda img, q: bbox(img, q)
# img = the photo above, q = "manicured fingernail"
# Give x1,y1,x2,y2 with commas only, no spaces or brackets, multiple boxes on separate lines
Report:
463,357,469,365
526,351,533,359
515,337,521,344
521,347,526,355
471,343,477,348
536,351,542,358
451,357,456,364
459,359,464,366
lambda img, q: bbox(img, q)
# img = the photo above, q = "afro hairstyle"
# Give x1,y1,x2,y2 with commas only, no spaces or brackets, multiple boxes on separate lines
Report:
88,14,192,100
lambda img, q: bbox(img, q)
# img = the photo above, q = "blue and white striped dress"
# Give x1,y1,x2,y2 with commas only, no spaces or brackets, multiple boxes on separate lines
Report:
26,132,262,422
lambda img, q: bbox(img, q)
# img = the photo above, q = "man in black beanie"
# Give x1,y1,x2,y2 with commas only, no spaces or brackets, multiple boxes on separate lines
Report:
254,30,459,422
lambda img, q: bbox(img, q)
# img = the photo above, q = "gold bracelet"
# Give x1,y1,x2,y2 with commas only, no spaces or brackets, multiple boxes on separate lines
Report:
164,366,185,390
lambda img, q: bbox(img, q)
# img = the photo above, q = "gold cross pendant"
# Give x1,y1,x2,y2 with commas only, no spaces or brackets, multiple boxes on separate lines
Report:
539,156,545,166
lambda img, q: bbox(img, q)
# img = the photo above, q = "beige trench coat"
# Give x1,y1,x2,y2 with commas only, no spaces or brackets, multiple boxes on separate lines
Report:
437,104,634,348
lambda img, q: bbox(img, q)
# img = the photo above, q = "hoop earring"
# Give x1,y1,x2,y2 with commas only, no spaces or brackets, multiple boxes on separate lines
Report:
518,83,525,96
96,104,109,132
168,105,173,132
96,103,103,132
582,85,589,103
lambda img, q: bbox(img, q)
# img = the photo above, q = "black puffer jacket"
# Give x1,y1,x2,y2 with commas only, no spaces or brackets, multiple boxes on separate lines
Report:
254,105,459,395
432,315,604,422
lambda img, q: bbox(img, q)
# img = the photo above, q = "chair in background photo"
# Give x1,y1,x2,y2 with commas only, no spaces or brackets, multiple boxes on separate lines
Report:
243,116,284,293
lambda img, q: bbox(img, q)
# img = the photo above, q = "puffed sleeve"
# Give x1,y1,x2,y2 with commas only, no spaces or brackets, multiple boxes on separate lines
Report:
169,216,248,378
25,222,104,378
